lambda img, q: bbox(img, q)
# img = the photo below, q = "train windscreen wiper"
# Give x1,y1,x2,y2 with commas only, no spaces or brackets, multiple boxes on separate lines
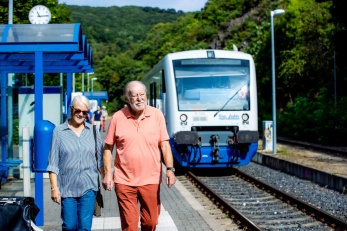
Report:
213,82,248,117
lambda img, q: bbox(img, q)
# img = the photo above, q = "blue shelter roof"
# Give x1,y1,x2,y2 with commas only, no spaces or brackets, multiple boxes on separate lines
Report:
0,23,95,185
0,23,98,225
84,91,109,100
0,23,93,73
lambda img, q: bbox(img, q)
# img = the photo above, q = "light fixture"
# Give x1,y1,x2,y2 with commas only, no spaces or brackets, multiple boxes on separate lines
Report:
271,9,285,154
180,114,188,122
242,113,249,122
91,77,98,92
87,72,94,92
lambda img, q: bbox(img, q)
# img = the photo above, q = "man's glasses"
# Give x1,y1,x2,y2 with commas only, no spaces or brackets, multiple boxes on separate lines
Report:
130,92,146,99
72,106,88,116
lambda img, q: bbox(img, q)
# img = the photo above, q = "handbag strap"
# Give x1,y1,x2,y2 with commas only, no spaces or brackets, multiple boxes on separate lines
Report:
93,125,101,188
93,125,98,168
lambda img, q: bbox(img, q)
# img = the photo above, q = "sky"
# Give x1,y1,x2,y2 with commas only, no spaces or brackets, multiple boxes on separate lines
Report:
59,0,209,12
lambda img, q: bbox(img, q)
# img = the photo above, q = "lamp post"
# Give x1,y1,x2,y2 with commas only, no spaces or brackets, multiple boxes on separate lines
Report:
271,9,285,154
87,72,94,92
91,77,98,92
82,73,84,93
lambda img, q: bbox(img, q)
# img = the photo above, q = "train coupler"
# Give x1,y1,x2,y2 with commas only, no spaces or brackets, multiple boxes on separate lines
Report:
212,148,219,162
211,135,220,163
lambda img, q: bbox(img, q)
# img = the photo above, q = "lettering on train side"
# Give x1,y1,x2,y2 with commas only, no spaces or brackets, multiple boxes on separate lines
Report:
218,114,240,120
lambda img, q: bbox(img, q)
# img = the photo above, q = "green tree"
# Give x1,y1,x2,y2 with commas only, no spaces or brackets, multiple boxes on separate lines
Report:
277,0,334,101
331,0,347,93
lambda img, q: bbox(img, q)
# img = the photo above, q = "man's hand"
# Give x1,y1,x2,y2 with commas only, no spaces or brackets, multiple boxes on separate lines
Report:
166,170,176,188
102,174,114,191
102,143,114,191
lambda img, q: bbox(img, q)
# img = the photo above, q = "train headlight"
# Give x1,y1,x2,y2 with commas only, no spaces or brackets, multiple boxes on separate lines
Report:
180,114,188,122
242,113,249,122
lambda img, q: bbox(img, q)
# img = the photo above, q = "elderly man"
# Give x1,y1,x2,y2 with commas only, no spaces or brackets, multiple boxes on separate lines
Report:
102,80,176,231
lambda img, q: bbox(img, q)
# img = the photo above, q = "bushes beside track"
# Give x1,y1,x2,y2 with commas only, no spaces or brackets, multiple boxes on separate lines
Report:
276,93,347,146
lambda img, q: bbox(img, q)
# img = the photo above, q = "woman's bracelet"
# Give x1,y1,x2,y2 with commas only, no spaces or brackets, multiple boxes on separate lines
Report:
51,187,59,192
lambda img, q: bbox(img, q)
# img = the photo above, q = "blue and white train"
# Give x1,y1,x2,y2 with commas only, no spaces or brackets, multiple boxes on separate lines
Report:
142,49,259,168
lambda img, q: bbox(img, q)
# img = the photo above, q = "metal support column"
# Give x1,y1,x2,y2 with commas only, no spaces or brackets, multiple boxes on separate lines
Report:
34,51,44,226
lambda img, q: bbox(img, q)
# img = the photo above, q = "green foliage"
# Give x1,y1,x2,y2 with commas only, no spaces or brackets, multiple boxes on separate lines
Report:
67,5,184,53
12,119,19,145
276,0,335,102
3,0,347,145
201,0,258,28
134,13,215,73
94,51,148,108
278,90,347,145
78,0,346,145
66,5,184,106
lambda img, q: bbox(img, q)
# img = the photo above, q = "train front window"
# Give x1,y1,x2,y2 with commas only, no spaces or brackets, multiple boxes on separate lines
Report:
173,58,250,111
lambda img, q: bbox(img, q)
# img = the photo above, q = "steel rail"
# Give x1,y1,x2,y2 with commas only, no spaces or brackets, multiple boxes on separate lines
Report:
186,169,347,230
186,171,261,231
234,168,347,231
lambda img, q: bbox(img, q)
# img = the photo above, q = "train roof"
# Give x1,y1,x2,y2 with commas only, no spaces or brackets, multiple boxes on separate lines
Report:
164,49,253,60
143,49,254,81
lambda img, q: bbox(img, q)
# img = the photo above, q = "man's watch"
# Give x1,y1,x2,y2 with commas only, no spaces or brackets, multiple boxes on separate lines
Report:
167,167,175,173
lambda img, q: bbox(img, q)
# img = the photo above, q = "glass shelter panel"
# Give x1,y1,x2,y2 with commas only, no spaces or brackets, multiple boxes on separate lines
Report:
3,24,78,43
174,58,250,111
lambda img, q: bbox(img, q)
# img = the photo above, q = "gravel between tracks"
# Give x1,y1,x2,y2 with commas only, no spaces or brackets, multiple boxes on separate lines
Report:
176,141,347,229
236,140,347,224
237,162,347,223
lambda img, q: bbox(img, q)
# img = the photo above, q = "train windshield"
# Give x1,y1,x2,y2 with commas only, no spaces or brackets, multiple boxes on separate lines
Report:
173,58,250,111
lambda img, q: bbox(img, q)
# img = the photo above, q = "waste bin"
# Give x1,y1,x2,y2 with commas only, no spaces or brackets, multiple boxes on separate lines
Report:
34,120,55,172
262,121,273,151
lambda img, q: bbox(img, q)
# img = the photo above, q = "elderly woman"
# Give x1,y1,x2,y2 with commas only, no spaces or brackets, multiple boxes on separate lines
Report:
47,95,103,231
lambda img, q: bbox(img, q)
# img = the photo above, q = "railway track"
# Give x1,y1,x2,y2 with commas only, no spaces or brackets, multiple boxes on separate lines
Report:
182,170,347,230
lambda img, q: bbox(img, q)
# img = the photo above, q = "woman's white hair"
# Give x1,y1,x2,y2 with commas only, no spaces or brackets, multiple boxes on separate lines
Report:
71,95,91,109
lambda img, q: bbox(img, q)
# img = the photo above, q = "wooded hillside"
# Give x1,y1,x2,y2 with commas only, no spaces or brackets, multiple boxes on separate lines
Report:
66,0,347,145
2,0,345,145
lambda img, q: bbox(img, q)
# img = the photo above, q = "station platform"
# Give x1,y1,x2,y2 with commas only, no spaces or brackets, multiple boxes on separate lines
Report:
0,116,220,230
0,167,217,231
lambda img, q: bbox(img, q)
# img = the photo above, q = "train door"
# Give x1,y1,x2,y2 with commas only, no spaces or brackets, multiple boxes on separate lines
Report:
147,70,166,115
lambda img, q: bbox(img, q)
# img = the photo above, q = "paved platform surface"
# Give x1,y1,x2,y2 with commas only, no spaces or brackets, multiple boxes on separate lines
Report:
0,120,219,230
0,168,216,231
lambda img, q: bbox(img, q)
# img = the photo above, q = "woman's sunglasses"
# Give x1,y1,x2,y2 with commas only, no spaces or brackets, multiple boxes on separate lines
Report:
72,106,88,116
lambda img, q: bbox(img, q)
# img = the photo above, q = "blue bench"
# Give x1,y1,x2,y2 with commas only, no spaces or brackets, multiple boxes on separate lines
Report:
0,160,23,188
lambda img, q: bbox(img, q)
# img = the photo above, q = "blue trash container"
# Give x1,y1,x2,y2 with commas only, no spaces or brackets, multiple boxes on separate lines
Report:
34,120,55,172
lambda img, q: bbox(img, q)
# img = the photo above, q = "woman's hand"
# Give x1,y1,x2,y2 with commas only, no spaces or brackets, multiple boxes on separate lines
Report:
51,187,61,204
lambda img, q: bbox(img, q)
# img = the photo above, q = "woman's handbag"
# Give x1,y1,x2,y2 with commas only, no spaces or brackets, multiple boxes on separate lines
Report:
93,125,104,217
94,188,103,217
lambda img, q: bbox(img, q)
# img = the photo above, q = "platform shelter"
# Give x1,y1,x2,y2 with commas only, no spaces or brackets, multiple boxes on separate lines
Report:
0,23,93,225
